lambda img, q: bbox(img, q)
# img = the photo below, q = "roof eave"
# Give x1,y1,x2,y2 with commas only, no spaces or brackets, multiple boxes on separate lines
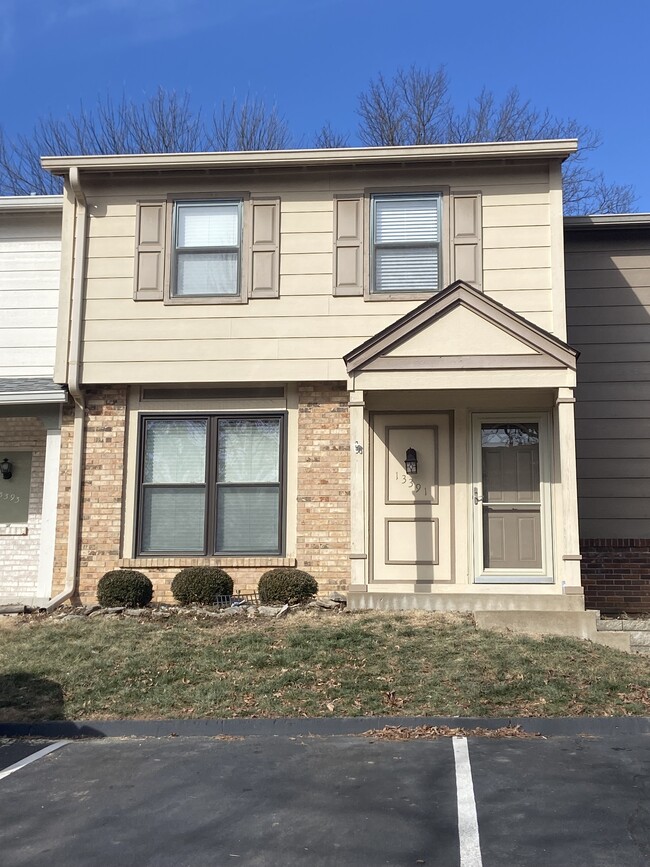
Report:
41,140,579,176
0,195,64,213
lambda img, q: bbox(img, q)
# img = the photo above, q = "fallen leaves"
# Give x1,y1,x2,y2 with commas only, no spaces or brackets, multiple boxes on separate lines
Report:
363,724,541,740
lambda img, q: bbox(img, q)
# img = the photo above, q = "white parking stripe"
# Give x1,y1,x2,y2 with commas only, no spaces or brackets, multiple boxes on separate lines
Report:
0,741,68,781
453,736,483,867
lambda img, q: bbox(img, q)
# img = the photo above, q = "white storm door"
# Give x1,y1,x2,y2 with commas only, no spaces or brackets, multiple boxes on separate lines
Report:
372,413,452,584
473,417,553,583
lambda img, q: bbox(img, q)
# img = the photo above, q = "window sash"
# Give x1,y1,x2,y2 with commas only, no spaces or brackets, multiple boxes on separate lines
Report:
372,194,441,294
137,414,284,556
172,201,242,298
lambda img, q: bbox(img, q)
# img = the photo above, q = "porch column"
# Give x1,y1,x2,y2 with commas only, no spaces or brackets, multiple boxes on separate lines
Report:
36,408,62,601
556,388,582,589
349,389,367,588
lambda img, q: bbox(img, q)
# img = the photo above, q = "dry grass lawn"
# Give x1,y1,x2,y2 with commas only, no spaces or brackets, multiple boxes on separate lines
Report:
0,610,648,721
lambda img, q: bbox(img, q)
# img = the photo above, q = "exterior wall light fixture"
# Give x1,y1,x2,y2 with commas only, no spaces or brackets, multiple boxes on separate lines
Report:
405,448,418,475
0,458,13,480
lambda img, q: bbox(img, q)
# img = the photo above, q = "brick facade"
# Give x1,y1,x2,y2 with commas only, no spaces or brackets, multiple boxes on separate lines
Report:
296,383,351,593
581,539,650,615
0,416,46,601
54,383,352,604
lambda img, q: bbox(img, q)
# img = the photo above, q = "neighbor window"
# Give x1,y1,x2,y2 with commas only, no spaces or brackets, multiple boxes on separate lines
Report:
371,194,441,294
138,414,284,555
172,201,242,297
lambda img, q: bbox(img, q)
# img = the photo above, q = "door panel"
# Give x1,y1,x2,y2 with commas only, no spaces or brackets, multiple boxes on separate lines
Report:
372,413,451,583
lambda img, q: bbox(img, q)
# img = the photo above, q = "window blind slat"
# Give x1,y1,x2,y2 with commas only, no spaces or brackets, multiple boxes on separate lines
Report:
375,247,439,292
217,418,280,483
178,204,239,247
375,197,439,243
144,419,207,484
176,253,238,296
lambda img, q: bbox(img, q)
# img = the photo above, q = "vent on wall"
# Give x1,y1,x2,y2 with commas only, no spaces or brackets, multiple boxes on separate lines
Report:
141,386,286,401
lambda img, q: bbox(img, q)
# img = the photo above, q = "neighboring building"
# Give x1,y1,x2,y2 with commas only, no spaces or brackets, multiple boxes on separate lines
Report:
40,140,598,633
566,214,650,614
0,196,66,606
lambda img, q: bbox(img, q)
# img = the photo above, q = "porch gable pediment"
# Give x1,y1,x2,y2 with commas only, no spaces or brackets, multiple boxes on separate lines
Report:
344,281,577,374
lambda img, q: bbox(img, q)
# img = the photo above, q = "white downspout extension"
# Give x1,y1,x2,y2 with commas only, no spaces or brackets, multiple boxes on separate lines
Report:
46,167,87,613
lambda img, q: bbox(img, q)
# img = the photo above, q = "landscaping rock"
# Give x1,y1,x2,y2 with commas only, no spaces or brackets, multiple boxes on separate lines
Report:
89,608,107,618
124,608,146,617
315,598,339,610
222,607,246,617
329,592,347,603
257,606,282,617
84,605,102,616
103,607,124,615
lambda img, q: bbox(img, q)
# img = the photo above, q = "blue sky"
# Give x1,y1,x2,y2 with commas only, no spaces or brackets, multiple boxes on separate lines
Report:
1,0,649,209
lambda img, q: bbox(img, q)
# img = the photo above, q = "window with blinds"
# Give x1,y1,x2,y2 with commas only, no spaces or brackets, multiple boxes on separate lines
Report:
173,201,242,297
371,194,441,294
138,414,284,556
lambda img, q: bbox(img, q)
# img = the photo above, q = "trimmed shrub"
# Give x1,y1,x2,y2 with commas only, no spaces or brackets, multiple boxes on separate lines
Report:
258,568,318,605
97,569,153,608
171,567,234,606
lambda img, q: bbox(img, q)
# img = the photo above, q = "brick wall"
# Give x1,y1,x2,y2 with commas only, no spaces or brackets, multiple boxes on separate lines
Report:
0,416,46,601
54,383,352,604
296,383,350,593
581,539,650,614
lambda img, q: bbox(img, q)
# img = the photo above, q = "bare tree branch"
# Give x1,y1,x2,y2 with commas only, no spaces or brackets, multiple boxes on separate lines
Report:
313,123,349,149
209,96,291,151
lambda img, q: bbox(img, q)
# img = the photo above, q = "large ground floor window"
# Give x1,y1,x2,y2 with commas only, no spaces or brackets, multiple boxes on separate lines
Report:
137,414,285,556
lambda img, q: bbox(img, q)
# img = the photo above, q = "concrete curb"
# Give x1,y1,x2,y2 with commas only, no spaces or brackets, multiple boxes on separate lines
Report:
1,716,649,739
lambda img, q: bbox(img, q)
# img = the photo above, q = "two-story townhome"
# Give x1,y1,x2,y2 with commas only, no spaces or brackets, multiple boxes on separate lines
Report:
41,140,598,632
566,214,650,615
0,195,66,607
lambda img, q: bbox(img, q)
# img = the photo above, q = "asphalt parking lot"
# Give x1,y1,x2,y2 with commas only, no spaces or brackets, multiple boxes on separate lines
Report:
0,731,648,866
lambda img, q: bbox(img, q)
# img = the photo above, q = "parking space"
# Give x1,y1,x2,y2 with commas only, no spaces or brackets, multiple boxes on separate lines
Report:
0,739,64,777
0,733,648,866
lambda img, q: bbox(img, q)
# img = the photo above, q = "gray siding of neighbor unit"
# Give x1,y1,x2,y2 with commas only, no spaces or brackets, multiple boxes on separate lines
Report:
566,225,650,538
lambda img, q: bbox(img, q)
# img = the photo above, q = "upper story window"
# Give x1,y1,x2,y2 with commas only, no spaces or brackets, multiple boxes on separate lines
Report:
371,194,441,294
172,201,242,298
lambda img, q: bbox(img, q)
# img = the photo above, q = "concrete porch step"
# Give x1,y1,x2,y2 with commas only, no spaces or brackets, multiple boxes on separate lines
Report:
474,610,630,652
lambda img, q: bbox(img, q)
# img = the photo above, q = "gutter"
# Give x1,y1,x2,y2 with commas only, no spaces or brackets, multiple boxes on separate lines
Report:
46,168,87,613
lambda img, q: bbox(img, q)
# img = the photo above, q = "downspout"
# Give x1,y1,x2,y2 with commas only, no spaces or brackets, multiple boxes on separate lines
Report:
47,167,87,612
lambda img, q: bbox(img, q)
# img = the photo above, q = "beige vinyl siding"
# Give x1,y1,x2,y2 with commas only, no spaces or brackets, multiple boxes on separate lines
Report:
566,228,650,538
0,212,61,377
77,164,558,383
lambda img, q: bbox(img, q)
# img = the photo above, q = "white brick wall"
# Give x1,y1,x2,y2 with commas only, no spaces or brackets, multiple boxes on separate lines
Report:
0,417,46,602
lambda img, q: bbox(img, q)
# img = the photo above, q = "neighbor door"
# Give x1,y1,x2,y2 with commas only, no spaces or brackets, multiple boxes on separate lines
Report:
371,413,452,584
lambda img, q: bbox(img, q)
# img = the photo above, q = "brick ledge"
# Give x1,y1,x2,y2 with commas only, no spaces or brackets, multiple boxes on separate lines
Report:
119,557,297,569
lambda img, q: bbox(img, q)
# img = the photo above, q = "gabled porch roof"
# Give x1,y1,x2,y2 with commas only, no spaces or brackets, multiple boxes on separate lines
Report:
344,281,577,391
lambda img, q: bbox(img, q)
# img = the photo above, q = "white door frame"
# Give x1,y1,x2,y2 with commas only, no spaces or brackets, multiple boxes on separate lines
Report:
471,412,554,584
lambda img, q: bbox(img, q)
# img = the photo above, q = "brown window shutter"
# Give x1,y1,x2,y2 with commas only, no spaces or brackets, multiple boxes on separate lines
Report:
134,201,166,300
450,192,482,291
333,195,363,296
250,197,280,298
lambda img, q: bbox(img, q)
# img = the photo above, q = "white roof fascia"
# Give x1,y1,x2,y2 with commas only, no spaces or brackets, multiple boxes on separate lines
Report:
41,140,579,175
0,195,64,213
0,391,68,406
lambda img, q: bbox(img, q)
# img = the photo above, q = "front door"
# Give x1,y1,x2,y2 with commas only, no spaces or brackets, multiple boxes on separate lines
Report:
371,413,452,584
472,416,552,582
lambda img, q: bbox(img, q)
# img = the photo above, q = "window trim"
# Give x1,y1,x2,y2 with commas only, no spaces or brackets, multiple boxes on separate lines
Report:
163,191,251,306
135,412,287,557
364,186,449,301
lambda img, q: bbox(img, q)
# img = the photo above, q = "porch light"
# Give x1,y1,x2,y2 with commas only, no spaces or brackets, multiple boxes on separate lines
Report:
405,448,418,475
0,458,12,480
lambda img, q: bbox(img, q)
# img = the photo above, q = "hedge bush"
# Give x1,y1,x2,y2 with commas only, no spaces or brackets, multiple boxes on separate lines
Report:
171,567,234,606
97,569,153,608
258,568,318,605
